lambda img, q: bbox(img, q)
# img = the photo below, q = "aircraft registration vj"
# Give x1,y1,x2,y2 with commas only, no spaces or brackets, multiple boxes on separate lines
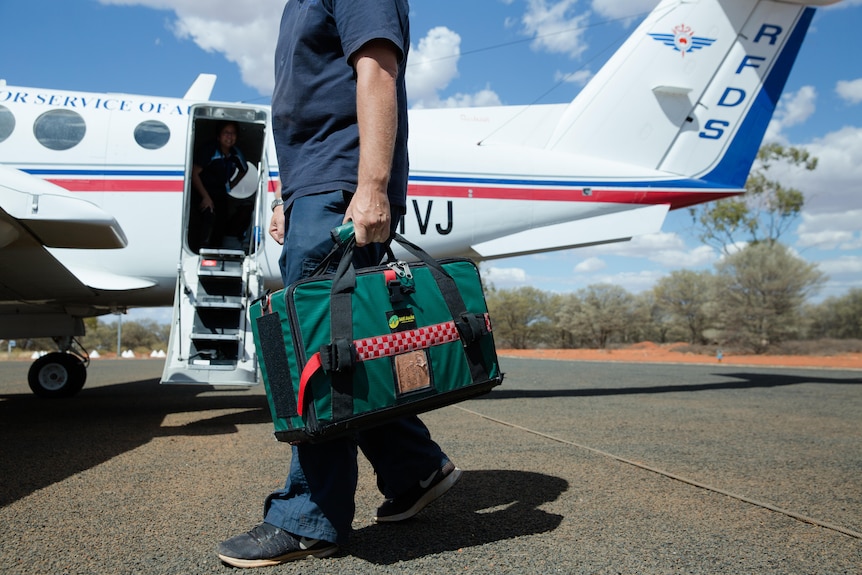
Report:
0,0,843,396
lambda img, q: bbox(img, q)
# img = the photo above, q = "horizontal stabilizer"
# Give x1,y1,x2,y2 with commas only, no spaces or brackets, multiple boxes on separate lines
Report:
471,204,670,260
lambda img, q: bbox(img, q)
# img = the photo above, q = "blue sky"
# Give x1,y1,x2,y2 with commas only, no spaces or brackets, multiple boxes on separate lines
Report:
2,0,861,322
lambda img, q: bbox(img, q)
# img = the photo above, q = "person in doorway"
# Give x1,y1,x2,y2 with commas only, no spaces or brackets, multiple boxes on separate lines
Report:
191,120,251,250
216,0,462,569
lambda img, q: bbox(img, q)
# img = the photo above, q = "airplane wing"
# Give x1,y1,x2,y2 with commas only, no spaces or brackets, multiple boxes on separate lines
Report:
0,165,130,305
470,203,670,260
0,165,127,249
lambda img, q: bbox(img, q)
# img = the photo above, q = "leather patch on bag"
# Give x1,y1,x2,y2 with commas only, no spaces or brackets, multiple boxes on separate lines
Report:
387,309,433,396
395,351,431,394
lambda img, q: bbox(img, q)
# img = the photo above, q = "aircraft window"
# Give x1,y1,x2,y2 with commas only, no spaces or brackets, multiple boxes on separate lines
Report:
0,105,14,143
33,109,86,151
134,120,171,150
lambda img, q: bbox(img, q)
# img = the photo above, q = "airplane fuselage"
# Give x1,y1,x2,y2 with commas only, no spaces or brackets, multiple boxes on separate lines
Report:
0,82,739,318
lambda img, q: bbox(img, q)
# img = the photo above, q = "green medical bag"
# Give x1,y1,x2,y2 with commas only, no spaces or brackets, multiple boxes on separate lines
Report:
250,227,503,443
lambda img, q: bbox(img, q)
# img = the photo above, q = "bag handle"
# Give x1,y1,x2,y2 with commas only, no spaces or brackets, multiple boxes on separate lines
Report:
323,222,489,365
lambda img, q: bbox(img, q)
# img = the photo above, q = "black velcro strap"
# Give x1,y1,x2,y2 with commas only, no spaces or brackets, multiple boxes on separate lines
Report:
319,338,356,372
456,312,489,344
387,279,404,304
328,260,356,422
255,314,298,420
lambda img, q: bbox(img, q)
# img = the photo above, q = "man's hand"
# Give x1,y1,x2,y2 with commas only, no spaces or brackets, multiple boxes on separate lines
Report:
269,206,285,245
345,189,390,246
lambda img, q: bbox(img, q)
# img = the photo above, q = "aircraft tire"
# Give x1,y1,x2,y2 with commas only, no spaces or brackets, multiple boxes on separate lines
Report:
28,352,87,398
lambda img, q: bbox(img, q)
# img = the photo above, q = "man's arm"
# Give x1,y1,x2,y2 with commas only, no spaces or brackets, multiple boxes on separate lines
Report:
345,39,400,247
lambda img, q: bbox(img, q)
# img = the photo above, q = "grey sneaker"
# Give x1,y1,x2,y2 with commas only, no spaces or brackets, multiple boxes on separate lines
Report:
217,523,337,568
374,461,463,523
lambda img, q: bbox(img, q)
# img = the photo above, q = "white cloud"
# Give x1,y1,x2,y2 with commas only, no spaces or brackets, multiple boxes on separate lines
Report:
796,230,857,250
406,27,503,109
765,85,817,142
481,265,528,287
581,232,717,268
574,256,606,272
406,26,461,105
818,255,862,276
412,87,503,110
554,68,593,87
778,85,817,128
591,269,665,294
522,0,591,59
651,244,716,268
798,210,862,234
591,0,659,23
796,210,862,250
836,78,862,105
782,126,862,214
99,0,283,95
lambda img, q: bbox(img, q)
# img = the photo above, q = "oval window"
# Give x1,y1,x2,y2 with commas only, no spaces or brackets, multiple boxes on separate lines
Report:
0,105,15,143
34,109,86,151
134,119,170,150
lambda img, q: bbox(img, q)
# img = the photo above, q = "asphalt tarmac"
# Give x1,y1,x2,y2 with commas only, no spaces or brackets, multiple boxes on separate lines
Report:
0,357,860,575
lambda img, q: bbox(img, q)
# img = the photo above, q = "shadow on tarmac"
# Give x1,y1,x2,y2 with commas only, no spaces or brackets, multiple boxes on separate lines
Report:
0,377,270,508
349,469,568,564
481,371,862,400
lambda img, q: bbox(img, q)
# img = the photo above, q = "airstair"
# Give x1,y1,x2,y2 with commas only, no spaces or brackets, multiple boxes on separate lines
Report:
161,104,270,387
161,245,263,385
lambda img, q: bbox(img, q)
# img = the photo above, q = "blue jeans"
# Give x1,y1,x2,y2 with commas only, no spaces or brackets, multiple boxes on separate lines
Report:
264,190,449,545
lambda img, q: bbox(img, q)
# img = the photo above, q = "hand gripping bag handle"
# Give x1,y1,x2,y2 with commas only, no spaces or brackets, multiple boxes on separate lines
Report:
298,222,491,419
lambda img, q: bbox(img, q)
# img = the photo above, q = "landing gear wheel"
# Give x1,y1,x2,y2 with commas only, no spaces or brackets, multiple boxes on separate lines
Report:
28,352,87,398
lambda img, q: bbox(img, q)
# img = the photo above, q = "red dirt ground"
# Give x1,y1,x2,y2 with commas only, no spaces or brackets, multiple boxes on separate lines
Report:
498,341,862,370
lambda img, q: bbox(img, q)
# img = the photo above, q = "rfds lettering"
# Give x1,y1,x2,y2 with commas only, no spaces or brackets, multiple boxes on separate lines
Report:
698,22,785,142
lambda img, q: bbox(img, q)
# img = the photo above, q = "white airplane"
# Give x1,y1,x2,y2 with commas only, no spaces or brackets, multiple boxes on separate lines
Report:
0,0,841,397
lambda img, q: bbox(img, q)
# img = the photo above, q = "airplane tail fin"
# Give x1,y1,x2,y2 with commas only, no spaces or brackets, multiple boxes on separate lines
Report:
546,0,828,189
184,74,217,100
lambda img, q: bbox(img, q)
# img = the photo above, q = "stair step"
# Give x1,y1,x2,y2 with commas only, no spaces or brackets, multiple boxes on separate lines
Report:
191,331,240,341
196,296,244,309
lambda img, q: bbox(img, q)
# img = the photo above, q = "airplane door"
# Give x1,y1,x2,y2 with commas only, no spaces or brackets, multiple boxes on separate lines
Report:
161,104,269,386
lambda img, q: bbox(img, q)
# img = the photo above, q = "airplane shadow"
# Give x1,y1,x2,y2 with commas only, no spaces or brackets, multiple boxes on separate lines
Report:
349,469,568,564
0,377,271,508
479,371,862,400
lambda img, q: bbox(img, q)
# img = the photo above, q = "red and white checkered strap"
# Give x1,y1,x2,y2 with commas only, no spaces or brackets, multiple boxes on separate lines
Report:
354,313,491,361
297,314,492,416
354,321,458,360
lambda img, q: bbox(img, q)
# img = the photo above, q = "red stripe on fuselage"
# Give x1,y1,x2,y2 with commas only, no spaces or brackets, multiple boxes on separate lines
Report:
46,178,281,193
407,183,738,210
46,179,738,210
47,179,183,192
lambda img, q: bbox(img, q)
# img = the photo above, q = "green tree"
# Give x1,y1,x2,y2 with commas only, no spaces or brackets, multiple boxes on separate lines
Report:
632,291,673,343
546,293,579,348
690,143,817,253
806,288,862,339
79,315,170,355
557,284,635,349
714,243,825,352
485,286,551,349
653,270,715,344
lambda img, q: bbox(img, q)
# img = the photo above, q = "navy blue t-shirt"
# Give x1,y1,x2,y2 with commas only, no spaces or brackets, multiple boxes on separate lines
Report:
272,0,410,208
